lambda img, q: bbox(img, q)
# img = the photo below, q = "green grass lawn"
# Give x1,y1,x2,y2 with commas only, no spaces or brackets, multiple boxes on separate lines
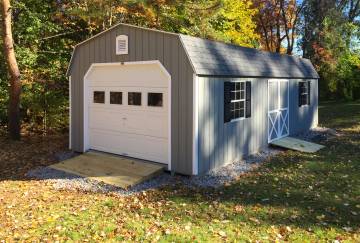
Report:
0,101,359,242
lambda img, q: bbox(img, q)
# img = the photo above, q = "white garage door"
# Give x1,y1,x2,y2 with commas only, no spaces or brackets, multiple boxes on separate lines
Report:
86,63,169,165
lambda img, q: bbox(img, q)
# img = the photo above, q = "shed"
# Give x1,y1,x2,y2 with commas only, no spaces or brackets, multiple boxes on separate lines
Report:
67,23,319,176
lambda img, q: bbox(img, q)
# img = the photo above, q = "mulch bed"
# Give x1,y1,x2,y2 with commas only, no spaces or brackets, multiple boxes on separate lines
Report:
0,132,69,180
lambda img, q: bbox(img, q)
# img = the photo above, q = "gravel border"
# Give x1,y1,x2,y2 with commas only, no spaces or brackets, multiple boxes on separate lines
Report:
26,147,281,196
27,127,332,196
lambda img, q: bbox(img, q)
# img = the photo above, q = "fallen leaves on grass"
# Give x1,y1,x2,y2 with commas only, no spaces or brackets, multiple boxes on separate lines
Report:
1,102,360,241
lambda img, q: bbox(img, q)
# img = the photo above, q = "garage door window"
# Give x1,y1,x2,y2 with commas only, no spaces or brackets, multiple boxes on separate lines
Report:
148,93,163,107
128,92,142,106
93,91,105,104
110,92,122,105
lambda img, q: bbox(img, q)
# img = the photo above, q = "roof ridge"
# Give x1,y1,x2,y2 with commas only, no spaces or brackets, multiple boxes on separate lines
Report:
180,34,308,61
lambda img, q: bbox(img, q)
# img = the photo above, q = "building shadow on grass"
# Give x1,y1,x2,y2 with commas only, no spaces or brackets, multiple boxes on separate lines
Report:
151,134,360,231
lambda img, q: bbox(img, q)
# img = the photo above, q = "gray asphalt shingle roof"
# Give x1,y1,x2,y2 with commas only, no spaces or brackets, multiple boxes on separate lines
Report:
180,34,319,79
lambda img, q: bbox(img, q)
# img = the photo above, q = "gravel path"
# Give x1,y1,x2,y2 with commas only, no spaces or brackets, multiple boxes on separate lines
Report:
28,127,334,196
27,146,282,196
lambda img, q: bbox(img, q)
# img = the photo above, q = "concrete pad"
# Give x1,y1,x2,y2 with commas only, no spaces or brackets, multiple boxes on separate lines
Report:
270,137,325,153
49,151,165,189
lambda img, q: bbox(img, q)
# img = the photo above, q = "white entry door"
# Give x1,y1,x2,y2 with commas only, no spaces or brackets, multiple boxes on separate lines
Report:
85,62,170,165
268,79,289,142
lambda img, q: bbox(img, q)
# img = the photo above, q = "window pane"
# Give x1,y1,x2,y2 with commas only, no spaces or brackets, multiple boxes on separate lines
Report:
240,109,245,118
240,90,245,100
301,94,307,105
148,93,163,107
230,82,236,92
232,102,236,110
239,101,245,109
128,92,141,106
240,82,245,90
300,82,307,94
232,110,237,119
236,82,240,90
93,91,105,104
110,92,122,105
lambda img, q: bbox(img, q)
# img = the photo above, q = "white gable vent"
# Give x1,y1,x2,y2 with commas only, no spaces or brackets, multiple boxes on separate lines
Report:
116,35,128,55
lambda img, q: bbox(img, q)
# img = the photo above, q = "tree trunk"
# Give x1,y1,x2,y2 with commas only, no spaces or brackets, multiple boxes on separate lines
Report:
1,0,21,140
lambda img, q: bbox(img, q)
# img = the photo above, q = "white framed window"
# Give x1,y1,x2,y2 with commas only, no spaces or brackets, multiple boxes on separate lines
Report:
116,35,128,55
230,81,246,120
299,81,310,106
110,91,123,105
224,80,251,123
148,93,163,107
93,91,105,104
128,92,142,106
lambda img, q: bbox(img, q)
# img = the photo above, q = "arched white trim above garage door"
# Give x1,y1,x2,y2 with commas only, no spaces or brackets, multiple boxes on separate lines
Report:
83,61,171,170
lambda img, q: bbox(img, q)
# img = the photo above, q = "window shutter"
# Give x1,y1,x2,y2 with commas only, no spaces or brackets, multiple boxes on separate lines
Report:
298,82,302,107
245,81,251,118
307,81,311,105
224,82,232,123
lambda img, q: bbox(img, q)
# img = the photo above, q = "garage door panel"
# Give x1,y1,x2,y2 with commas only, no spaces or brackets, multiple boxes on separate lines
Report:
89,64,168,87
124,112,168,138
90,129,168,164
89,108,126,132
87,63,169,165
89,109,167,138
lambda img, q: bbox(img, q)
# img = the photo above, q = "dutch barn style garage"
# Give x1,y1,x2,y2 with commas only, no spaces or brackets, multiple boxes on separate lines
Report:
67,23,319,176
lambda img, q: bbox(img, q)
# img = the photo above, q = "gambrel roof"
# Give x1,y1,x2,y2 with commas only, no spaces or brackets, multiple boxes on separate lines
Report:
180,35,319,79
67,23,319,79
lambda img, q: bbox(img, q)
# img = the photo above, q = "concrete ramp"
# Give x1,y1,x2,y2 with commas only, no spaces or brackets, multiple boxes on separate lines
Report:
270,137,325,153
49,151,165,189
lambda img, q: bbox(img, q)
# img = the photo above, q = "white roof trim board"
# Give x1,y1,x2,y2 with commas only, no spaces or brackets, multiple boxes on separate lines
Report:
67,23,319,79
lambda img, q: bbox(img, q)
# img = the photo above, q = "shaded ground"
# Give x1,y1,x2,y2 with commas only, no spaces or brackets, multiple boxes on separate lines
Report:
0,101,359,242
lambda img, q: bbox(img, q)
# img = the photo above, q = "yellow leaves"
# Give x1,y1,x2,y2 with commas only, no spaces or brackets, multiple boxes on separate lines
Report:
218,230,227,238
234,204,244,213
217,0,260,47
249,217,261,225
115,6,128,14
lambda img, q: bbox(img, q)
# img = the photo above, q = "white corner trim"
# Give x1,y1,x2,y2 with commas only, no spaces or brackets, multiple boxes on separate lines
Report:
83,60,172,171
192,74,199,175
69,76,72,150
168,69,172,172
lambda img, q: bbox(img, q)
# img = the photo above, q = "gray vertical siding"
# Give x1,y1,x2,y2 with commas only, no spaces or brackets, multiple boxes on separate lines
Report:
197,77,318,174
289,79,319,135
68,25,194,175
67,24,318,176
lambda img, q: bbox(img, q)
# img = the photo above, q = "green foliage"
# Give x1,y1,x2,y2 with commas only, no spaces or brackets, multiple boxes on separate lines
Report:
336,51,360,100
316,17,360,100
1,0,260,133
1,0,358,133
0,0,79,132
301,1,360,101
